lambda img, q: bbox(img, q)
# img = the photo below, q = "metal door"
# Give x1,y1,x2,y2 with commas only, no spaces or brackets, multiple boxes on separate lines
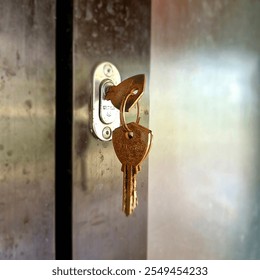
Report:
73,0,151,259
0,0,151,260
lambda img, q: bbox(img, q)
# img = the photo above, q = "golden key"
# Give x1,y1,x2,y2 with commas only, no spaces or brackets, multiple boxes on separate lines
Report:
112,92,153,216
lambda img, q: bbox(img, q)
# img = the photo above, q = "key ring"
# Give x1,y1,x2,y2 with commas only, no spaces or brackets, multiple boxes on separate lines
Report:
120,90,140,132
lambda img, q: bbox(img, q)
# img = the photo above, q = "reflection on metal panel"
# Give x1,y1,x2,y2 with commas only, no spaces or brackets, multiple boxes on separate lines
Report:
149,0,260,259
73,0,151,259
0,0,55,259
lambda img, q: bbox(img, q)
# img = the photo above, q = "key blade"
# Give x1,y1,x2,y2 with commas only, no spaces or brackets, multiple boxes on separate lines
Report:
123,165,137,216
105,74,145,112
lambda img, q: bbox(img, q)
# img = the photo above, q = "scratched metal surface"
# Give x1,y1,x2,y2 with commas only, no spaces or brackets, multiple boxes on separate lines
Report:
73,0,151,259
148,0,260,259
0,0,55,259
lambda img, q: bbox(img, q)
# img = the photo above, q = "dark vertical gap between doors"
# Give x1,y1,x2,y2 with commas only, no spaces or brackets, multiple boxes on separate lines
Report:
55,0,73,260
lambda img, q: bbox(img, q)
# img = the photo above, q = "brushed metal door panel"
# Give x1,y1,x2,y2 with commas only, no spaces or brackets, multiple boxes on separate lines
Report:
0,0,55,259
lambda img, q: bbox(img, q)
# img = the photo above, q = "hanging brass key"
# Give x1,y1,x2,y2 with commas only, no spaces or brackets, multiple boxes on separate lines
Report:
112,92,152,216
113,122,152,215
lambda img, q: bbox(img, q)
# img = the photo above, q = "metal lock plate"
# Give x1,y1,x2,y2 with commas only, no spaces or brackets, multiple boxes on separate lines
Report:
91,62,121,141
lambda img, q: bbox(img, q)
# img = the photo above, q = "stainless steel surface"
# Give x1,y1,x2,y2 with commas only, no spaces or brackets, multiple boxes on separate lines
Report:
0,0,55,259
73,0,151,259
91,62,121,141
148,0,260,259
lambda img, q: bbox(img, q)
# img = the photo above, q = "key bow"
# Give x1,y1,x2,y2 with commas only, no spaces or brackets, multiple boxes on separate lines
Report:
105,74,145,112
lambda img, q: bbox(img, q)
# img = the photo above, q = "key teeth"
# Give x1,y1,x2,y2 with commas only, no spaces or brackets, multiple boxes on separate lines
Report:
123,194,138,216
137,165,141,173
121,164,140,216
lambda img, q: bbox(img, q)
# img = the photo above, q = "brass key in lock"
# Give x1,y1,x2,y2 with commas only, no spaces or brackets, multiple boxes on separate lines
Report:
105,74,145,112
112,92,153,216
